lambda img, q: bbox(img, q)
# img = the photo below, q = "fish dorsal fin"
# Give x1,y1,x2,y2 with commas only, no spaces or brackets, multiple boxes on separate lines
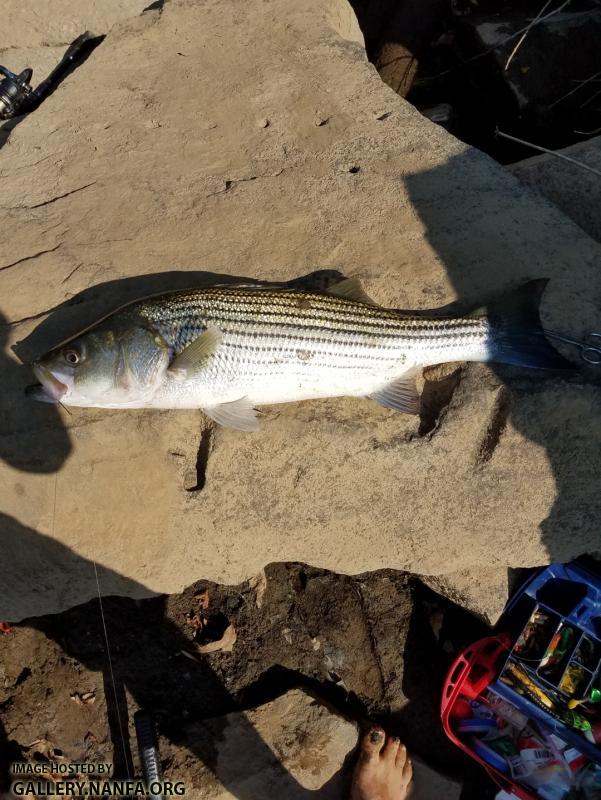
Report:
325,277,377,305
368,369,421,415
169,326,222,376
204,397,260,432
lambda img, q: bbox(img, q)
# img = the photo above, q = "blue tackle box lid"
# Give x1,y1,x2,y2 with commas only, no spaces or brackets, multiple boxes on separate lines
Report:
495,562,601,764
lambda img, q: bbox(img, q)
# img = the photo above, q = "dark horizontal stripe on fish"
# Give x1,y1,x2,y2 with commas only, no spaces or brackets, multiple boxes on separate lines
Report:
210,308,482,332
145,301,486,334
219,341,399,362
142,289,385,316
208,360,387,372
160,325,485,359
148,306,402,333
162,323,395,349
174,295,396,321
161,314,487,343
139,292,487,331
218,334,476,354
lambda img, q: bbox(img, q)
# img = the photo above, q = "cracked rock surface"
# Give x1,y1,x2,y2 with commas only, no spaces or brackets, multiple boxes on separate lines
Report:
1,0,601,621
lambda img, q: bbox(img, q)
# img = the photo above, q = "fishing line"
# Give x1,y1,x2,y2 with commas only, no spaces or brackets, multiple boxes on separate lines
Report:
93,561,132,779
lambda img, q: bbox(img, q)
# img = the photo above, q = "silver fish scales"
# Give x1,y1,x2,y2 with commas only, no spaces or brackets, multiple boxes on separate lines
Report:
30,276,571,431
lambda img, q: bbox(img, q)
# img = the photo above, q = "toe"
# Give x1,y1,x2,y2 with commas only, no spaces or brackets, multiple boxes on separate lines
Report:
402,755,413,786
359,726,386,761
382,734,401,762
395,742,407,768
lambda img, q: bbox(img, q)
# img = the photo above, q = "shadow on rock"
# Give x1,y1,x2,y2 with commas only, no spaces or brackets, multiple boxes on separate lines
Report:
404,149,601,568
0,513,351,799
0,311,71,473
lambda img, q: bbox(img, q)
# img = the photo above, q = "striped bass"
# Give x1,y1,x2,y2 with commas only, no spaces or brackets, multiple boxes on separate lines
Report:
29,275,571,431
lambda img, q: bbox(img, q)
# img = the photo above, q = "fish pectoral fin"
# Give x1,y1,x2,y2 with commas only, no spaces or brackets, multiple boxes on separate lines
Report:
203,397,261,432
169,326,222,377
326,277,377,306
368,369,421,415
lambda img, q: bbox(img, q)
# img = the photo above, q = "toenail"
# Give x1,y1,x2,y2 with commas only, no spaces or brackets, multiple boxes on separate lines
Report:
370,730,383,744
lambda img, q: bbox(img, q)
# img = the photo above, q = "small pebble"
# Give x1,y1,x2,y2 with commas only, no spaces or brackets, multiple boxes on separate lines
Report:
258,118,270,128
314,114,329,127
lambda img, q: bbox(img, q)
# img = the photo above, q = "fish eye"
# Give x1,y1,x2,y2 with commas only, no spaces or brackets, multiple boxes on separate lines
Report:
63,348,81,365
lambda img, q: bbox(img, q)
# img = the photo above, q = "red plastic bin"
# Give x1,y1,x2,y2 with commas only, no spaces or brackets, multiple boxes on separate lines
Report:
441,633,536,800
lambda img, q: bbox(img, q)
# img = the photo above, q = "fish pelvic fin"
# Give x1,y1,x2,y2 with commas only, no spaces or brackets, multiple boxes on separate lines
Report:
368,368,421,415
204,397,260,432
480,279,574,371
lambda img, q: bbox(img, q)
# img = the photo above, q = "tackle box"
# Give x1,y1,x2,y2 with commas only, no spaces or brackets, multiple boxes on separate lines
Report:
441,564,601,799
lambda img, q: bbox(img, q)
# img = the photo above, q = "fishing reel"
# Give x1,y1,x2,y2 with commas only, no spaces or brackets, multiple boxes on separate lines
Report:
0,32,102,122
0,65,33,120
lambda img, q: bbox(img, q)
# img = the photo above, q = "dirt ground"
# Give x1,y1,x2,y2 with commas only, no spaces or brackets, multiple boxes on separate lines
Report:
0,564,497,798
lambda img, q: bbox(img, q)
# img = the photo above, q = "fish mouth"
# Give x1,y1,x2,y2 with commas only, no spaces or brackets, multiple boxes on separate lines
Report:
31,364,68,402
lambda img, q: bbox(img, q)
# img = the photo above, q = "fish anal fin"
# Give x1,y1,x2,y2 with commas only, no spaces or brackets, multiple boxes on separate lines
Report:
204,397,260,432
326,277,377,306
368,369,421,415
169,326,222,377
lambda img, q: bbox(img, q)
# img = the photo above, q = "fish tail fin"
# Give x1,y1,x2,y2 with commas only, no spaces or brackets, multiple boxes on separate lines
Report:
477,279,574,370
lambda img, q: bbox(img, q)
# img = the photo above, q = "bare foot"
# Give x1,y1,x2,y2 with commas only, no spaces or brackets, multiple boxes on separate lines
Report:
350,727,413,800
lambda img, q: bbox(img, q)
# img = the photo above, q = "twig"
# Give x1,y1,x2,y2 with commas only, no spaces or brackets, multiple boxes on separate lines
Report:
497,128,601,178
549,68,601,108
505,0,553,70
427,0,573,80
579,86,601,109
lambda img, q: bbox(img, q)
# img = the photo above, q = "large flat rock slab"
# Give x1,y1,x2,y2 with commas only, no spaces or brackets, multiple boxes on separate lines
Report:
509,137,601,244
1,0,601,620
163,688,461,799
168,689,358,798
